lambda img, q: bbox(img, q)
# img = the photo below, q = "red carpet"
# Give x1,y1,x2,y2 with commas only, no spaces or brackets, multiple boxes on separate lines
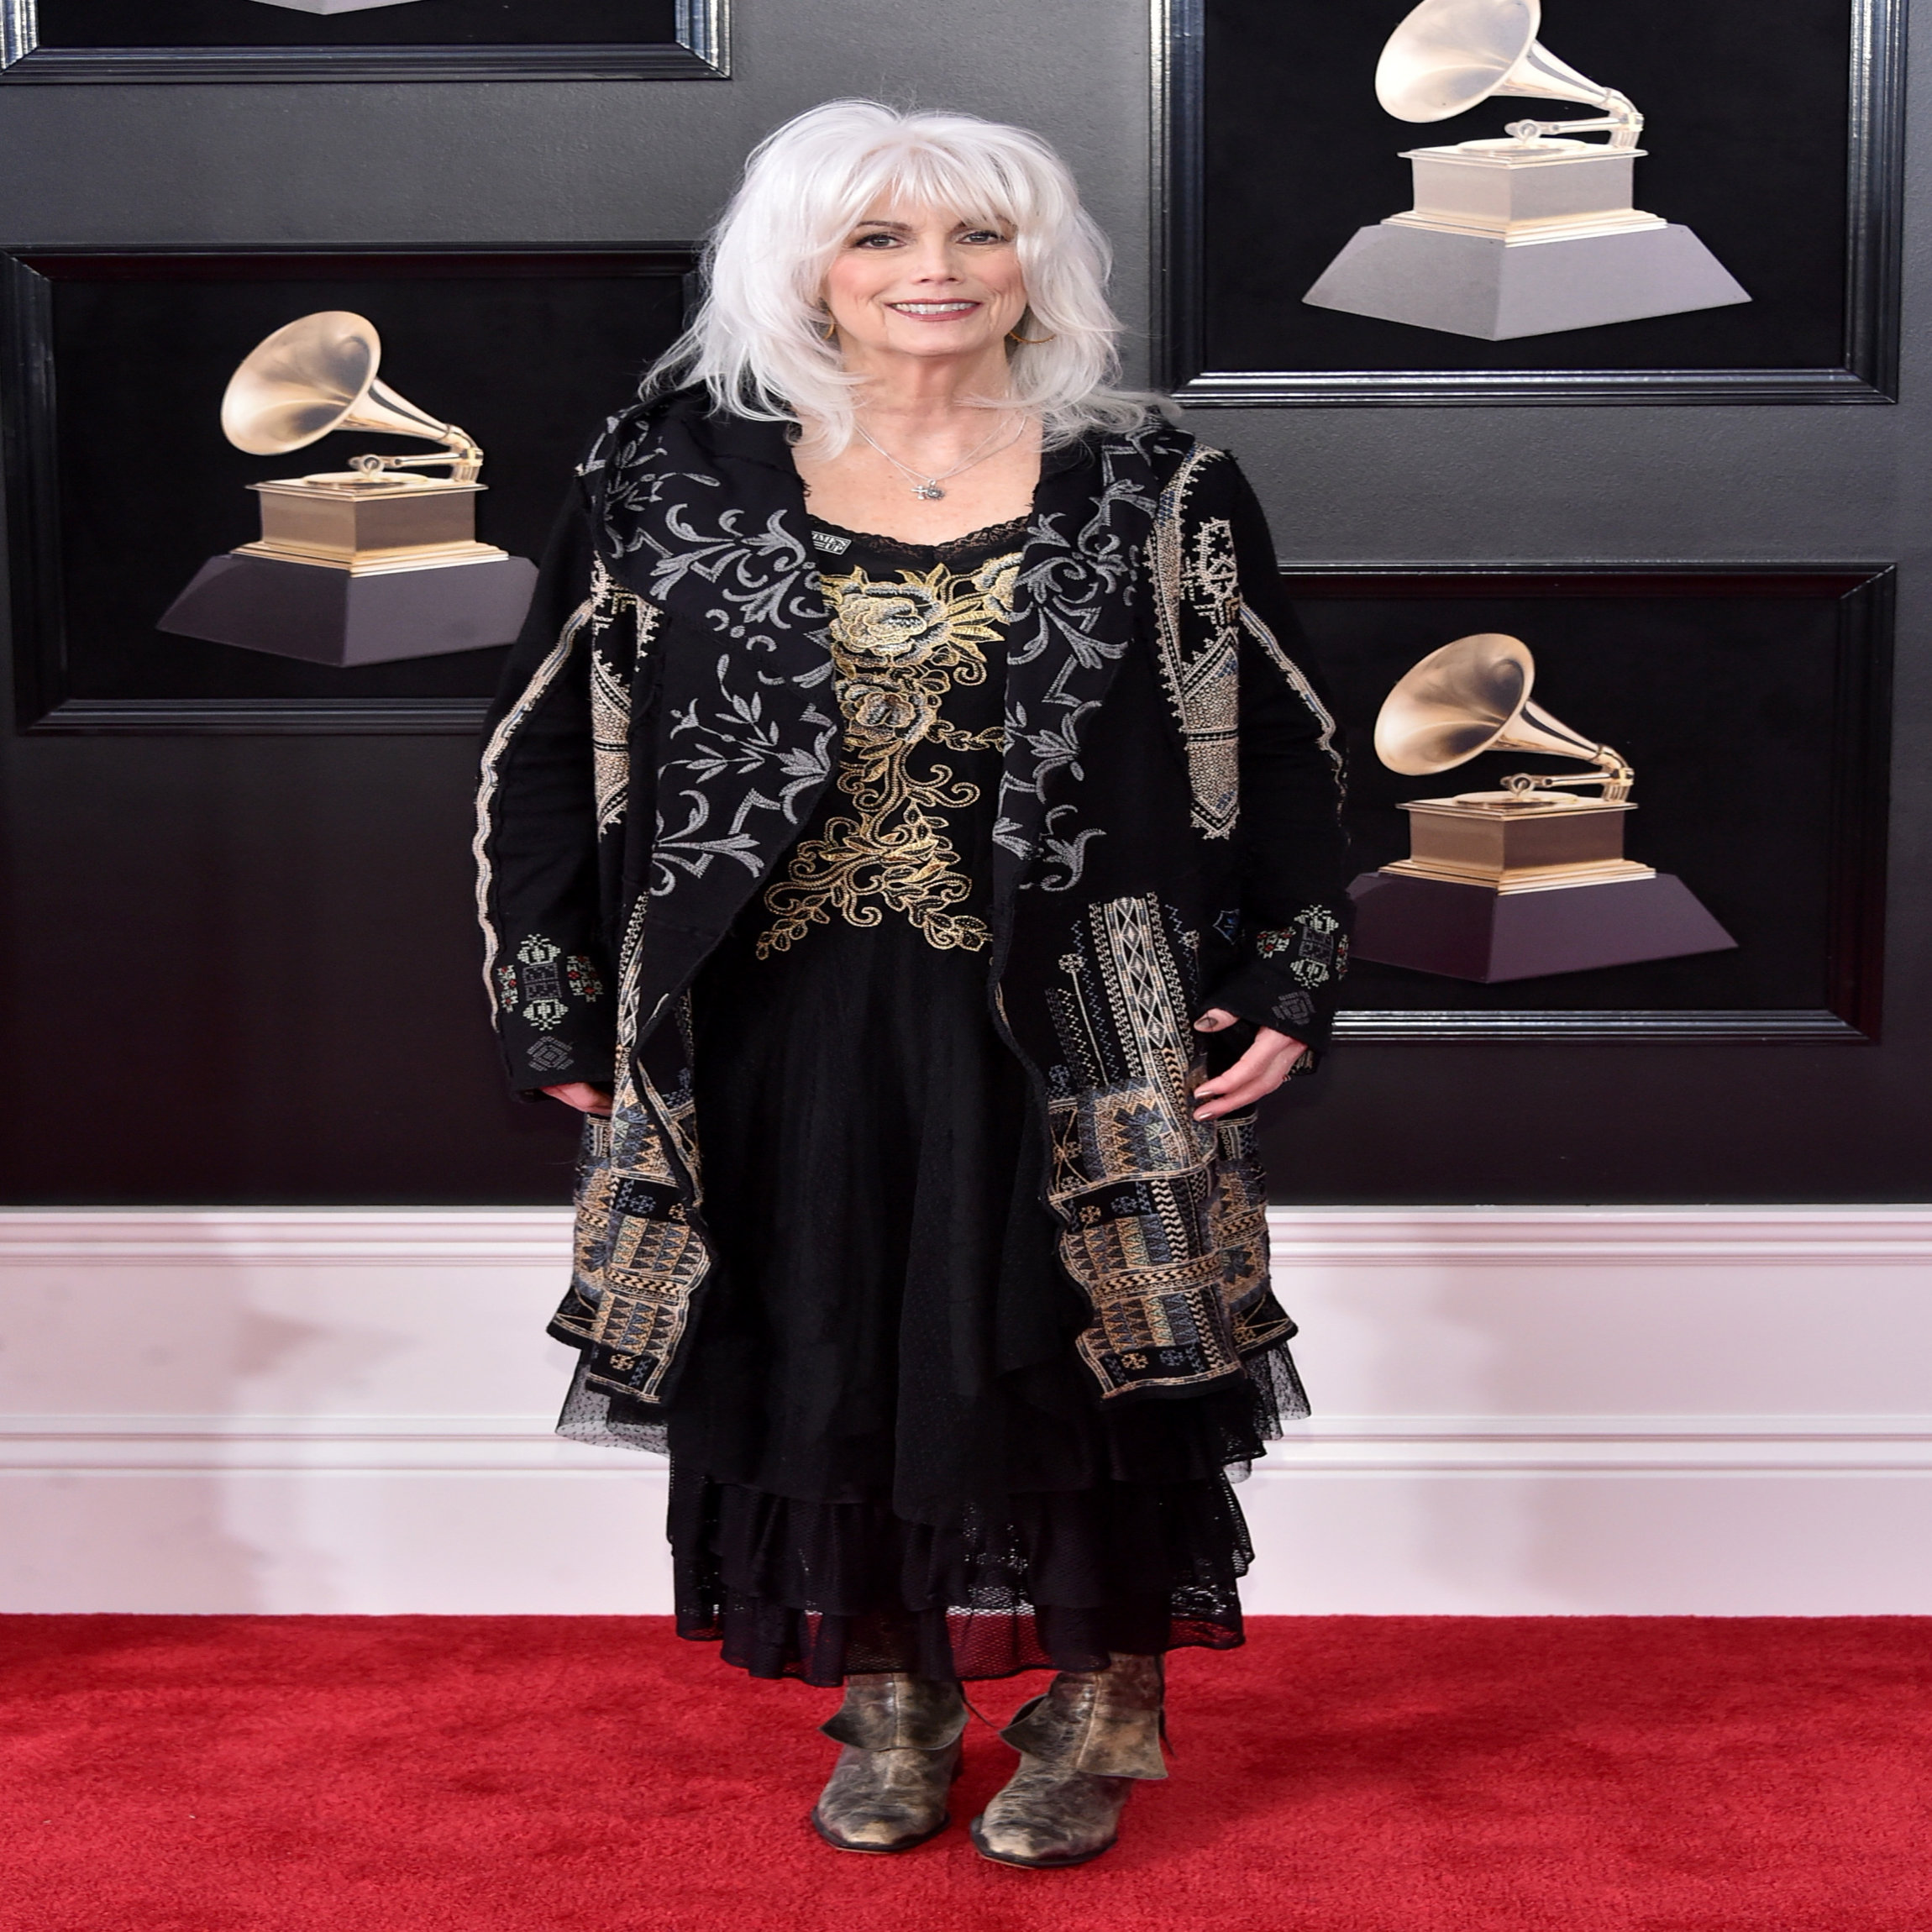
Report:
3,1615,1928,1932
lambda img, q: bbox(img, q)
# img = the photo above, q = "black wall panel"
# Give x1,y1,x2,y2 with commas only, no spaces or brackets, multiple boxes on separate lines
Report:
1,735,583,1203
2,0,1927,1205
37,2,677,46
1200,0,1854,378
8,248,690,728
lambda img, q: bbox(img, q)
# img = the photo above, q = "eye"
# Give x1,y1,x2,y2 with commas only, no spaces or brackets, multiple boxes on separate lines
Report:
851,230,902,249
960,228,1011,245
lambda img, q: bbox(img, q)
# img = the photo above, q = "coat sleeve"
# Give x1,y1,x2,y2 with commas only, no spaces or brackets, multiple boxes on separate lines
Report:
1196,455,1353,1060
474,488,618,1095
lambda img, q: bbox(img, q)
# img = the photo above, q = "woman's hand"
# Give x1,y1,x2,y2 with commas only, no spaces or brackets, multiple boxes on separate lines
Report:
1189,1010,1308,1121
543,1082,613,1117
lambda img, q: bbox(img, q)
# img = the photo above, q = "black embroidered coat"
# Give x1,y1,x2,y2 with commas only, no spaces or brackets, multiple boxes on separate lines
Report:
475,391,1350,1426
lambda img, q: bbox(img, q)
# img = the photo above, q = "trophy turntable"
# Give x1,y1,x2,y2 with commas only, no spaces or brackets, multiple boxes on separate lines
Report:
1304,0,1749,339
1347,633,1735,982
159,311,538,667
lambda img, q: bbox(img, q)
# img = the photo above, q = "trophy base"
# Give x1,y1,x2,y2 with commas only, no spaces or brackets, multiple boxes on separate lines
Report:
1395,791,1645,891
245,473,495,571
231,537,510,576
1304,222,1750,340
158,551,538,667
1347,869,1736,984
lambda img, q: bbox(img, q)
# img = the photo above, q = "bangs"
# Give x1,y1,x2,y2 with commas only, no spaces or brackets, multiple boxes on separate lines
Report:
835,142,1032,239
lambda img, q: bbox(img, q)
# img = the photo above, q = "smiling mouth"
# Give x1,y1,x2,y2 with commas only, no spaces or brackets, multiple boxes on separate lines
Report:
887,301,980,317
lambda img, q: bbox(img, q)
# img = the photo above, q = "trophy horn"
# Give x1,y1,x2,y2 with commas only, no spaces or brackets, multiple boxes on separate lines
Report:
219,311,483,484
1373,632,1635,801
1375,0,1642,149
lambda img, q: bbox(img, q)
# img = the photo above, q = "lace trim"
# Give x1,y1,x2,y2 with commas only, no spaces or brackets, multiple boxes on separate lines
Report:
807,512,1034,569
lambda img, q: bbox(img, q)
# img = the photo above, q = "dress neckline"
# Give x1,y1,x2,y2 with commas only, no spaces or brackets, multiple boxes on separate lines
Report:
807,510,1032,568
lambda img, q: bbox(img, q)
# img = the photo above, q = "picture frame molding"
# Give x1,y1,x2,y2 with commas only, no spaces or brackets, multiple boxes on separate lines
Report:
1152,0,1907,407
1287,563,1894,1045
0,0,728,83
1,241,700,735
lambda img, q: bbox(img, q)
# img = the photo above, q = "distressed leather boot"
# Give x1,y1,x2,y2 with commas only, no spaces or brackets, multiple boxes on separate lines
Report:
969,1652,1167,1868
810,1672,968,1852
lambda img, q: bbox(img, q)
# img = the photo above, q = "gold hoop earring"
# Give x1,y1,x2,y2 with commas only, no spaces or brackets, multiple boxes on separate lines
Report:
815,312,838,343
1008,319,1057,345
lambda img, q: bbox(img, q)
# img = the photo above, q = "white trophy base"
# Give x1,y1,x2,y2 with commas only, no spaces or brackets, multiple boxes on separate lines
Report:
1304,222,1751,341
249,0,426,14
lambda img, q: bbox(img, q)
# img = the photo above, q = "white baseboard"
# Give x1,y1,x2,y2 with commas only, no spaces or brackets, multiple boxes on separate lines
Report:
4,1207,1930,1615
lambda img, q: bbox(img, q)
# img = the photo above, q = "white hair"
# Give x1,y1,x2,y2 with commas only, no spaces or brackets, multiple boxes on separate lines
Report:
645,99,1157,454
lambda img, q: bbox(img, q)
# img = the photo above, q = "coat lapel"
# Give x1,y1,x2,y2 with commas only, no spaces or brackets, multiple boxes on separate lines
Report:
585,398,842,1023
993,423,1181,910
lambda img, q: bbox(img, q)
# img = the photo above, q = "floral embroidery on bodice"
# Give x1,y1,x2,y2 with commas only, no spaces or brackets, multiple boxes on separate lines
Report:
753,522,1023,958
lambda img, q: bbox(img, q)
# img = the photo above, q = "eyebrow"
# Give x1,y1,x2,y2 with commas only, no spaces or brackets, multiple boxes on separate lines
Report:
849,218,1010,235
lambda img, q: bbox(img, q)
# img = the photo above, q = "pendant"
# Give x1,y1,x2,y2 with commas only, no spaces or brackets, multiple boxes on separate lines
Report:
914,481,944,501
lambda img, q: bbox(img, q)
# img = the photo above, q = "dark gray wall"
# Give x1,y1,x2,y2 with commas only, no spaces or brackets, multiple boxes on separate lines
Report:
3,1,1926,1202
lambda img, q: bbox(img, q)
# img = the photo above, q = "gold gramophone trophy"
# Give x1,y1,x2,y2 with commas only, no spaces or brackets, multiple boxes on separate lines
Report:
1304,0,1749,339
1347,633,1735,982
159,312,538,667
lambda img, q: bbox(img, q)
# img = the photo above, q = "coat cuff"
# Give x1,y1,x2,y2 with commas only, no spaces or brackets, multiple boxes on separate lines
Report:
1203,903,1352,1061
490,932,617,1092
503,1028,617,1095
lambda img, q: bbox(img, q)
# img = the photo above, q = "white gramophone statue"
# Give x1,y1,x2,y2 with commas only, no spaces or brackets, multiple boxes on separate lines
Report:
1347,633,1735,982
1305,0,1750,340
160,312,538,667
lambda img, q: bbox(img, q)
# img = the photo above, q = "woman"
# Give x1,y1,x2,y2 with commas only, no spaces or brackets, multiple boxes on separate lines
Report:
475,100,1349,1868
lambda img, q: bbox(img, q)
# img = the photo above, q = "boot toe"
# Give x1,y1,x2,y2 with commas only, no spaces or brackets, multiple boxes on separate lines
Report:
810,1740,959,1853
812,1800,949,1853
969,1767,1130,1868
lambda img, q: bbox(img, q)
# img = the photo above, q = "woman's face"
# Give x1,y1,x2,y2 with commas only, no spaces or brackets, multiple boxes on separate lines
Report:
820,201,1030,367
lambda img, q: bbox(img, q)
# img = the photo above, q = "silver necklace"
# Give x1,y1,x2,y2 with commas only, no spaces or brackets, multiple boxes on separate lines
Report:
854,414,1026,501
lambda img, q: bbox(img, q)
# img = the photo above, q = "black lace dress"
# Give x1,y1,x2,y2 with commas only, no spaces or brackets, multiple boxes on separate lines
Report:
664,514,1304,1685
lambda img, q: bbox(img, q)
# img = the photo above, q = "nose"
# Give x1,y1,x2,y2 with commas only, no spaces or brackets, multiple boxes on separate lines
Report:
904,236,963,284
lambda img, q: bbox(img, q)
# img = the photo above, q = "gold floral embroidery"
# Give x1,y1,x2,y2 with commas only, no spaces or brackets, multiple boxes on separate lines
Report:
755,549,1019,957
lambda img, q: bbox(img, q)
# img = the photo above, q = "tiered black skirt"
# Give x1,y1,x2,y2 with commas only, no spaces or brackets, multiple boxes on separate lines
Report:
661,906,1304,1686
